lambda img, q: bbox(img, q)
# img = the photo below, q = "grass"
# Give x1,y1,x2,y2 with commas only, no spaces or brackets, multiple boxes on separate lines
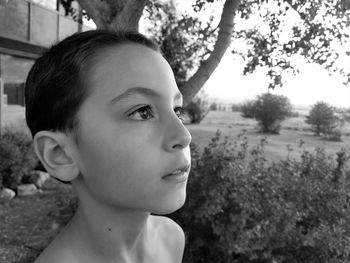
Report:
1,107,349,262
188,110,350,163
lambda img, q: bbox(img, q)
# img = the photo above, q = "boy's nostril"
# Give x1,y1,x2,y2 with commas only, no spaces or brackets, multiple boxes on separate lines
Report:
172,143,183,150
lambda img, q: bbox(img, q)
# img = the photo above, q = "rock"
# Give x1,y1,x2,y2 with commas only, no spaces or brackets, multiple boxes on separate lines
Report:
0,188,16,200
17,184,38,196
28,170,50,188
51,222,59,230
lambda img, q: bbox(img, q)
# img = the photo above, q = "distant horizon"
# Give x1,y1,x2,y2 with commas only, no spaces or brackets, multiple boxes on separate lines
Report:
203,51,350,109
207,94,349,110
206,96,316,111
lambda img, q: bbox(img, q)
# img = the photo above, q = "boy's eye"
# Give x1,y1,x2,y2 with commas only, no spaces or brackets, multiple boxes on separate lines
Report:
174,107,185,121
128,105,154,120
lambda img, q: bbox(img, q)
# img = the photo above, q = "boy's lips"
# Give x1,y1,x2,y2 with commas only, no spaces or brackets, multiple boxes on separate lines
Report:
162,164,191,183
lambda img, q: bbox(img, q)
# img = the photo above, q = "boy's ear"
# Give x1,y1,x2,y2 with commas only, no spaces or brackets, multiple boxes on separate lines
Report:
33,131,80,182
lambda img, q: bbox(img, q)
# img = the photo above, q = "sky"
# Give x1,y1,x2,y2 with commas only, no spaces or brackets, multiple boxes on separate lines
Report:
204,51,350,108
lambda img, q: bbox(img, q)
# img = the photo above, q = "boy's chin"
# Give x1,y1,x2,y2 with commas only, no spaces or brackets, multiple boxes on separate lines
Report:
151,198,186,215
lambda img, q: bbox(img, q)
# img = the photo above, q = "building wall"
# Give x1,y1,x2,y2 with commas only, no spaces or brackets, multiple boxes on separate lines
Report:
0,54,34,83
0,0,90,105
0,54,34,106
0,0,30,42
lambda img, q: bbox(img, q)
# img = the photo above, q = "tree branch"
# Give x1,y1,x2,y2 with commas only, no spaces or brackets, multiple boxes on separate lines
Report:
180,0,241,105
77,0,147,31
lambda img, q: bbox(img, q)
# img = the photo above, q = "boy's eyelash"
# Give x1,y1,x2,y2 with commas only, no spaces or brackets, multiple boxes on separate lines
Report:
127,105,185,121
127,105,154,119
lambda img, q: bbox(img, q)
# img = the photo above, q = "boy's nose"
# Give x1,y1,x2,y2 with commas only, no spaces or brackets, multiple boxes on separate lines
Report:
163,117,192,152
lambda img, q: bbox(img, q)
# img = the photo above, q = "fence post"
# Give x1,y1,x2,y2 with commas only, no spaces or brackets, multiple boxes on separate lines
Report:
0,78,3,138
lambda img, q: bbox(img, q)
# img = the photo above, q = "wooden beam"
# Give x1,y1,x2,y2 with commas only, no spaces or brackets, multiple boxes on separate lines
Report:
0,36,46,57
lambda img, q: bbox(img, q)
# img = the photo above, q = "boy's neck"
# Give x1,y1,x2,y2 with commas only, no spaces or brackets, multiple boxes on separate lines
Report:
63,190,152,262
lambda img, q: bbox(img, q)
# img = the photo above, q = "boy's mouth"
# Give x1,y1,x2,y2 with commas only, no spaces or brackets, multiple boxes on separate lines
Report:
162,164,191,182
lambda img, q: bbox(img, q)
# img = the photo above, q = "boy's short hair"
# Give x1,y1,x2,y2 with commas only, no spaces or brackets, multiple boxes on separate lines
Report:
25,30,160,138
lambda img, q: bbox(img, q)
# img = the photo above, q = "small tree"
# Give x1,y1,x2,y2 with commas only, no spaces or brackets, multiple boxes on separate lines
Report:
209,102,218,111
306,101,338,136
242,93,292,133
185,91,209,124
254,93,292,133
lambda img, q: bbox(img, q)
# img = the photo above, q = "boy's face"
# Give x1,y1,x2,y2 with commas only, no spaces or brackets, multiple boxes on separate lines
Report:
71,44,191,214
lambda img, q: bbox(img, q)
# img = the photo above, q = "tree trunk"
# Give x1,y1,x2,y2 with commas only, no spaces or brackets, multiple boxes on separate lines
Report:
77,0,241,104
180,0,241,105
77,0,147,31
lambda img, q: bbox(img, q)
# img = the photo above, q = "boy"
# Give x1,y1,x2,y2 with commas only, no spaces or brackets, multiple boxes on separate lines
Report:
25,30,192,263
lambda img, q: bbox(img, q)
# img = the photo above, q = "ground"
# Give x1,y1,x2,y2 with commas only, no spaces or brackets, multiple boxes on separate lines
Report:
0,179,75,263
188,110,350,163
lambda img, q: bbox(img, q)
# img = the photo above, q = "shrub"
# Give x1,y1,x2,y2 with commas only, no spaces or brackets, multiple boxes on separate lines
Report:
325,129,342,142
185,91,209,124
170,131,350,263
253,93,292,133
290,111,299,117
305,101,338,136
231,103,242,112
209,102,218,111
0,129,38,189
241,93,293,133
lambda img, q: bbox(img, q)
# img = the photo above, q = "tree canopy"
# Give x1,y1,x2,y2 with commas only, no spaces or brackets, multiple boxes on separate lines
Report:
233,0,350,89
306,101,338,135
62,0,350,104
241,92,293,133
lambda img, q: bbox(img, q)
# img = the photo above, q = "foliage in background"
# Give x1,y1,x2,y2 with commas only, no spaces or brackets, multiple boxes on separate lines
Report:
241,100,257,118
231,103,243,112
209,102,218,111
233,0,350,89
186,91,210,124
305,101,339,136
0,129,38,189
342,108,350,122
144,0,216,88
241,93,293,133
171,130,350,263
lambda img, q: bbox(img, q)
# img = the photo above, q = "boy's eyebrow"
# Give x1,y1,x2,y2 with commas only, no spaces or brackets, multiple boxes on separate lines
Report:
109,87,183,104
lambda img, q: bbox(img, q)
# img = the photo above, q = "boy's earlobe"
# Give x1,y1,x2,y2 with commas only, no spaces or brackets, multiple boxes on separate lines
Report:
33,131,80,182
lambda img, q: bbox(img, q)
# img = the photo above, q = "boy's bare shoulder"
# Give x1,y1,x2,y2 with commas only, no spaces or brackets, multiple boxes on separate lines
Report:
150,215,185,258
33,235,76,263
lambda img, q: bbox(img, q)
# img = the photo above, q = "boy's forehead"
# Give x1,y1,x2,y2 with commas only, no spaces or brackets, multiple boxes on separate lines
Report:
95,43,163,70
85,43,177,98
89,44,167,81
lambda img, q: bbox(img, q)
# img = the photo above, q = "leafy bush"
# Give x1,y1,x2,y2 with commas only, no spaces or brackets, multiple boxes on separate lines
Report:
325,129,342,142
306,101,338,136
241,100,256,118
185,91,210,124
171,131,350,263
209,102,218,111
231,103,243,112
0,129,38,189
241,93,293,133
